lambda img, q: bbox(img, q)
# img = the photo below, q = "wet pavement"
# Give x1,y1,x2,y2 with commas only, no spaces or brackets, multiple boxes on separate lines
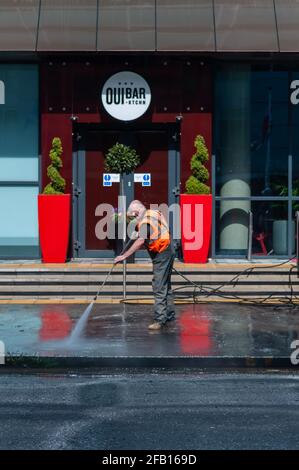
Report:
0,303,299,364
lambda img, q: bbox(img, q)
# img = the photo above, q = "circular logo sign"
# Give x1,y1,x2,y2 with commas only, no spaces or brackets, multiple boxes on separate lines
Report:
101,71,151,121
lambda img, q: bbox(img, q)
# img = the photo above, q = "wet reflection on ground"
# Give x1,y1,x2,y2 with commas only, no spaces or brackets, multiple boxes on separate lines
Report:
0,302,298,357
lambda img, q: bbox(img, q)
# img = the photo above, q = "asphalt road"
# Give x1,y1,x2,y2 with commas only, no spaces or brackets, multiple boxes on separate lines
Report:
0,371,299,450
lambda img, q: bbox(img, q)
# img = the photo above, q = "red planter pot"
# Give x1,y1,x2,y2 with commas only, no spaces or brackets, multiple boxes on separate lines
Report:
180,194,212,263
38,194,71,263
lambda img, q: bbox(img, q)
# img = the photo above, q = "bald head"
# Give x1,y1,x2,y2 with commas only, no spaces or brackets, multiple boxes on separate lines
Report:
127,200,146,219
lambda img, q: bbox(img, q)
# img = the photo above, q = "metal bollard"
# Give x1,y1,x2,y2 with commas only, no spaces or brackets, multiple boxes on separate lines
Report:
123,259,127,300
296,211,299,277
247,210,253,262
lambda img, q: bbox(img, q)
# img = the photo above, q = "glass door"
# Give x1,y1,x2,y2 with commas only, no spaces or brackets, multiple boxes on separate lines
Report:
72,123,180,258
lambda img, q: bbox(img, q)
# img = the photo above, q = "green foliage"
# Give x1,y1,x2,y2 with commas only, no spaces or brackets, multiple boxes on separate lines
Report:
276,180,299,199
190,156,209,181
185,135,210,194
275,180,299,214
194,135,209,163
111,211,132,224
43,137,66,195
105,143,140,175
185,175,210,195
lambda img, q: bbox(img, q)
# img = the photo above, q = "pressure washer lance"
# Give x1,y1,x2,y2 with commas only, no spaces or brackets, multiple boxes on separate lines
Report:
93,236,136,302
92,264,116,302
68,238,135,343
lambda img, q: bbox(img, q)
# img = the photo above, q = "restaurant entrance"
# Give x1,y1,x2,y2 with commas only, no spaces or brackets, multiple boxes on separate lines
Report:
72,123,180,258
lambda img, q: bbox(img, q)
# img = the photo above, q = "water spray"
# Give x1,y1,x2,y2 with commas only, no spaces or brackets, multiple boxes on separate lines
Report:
68,238,134,342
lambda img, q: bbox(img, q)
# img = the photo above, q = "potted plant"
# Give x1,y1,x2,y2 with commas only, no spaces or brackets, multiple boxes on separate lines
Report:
105,142,140,176
105,143,140,259
180,135,212,263
107,208,132,256
38,137,71,263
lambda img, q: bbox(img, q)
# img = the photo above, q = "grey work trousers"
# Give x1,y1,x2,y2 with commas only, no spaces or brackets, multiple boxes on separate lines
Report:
150,244,175,324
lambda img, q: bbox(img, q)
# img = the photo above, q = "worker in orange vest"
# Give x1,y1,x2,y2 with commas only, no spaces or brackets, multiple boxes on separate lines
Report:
114,200,175,330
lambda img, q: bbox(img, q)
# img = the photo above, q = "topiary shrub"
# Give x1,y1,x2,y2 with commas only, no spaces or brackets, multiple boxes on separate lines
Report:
43,137,66,195
105,143,140,175
185,175,210,195
185,135,210,195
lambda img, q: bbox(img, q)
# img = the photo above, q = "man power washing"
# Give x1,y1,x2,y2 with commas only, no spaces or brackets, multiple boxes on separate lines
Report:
114,200,175,330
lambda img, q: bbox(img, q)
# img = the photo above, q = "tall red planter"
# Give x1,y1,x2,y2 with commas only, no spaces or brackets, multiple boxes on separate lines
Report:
38,194,71,263
180,194,212,263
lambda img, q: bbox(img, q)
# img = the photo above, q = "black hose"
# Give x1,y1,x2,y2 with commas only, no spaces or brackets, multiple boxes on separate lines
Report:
171,257,298,307
122,257,298,306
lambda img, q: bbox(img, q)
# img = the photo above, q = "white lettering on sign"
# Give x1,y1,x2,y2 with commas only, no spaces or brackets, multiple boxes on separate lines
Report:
134,173,151,186
0,80,4,105
0,340,5,365
103,173,120,187
101,71,151,121
134,174,143,183
290,80,299,105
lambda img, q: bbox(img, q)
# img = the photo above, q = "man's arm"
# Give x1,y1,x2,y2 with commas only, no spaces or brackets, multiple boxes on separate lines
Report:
114,237,145,264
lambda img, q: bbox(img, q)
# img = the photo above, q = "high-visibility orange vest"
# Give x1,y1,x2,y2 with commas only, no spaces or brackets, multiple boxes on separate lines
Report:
138,210,170,253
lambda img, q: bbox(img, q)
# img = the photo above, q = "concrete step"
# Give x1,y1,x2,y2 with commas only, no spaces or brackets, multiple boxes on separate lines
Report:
0,271,296,280
0,262,297,301
0,276,298,285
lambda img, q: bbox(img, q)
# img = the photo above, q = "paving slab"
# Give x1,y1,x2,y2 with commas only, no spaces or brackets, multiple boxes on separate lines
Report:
0,302,299,369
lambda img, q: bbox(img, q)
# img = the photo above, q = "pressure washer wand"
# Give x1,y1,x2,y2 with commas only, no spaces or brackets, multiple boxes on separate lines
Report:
93,264,116,302
93,237,136,302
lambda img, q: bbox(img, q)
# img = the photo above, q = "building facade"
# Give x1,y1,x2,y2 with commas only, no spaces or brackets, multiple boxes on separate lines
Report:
1,1,299,260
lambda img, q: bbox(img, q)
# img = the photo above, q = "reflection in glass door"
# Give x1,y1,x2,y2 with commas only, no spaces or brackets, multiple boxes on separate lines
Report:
213,63,296,258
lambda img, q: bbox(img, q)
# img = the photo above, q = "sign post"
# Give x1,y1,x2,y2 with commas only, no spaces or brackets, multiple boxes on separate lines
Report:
0,80,4,105
102,172,127,299
119,174,127,300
